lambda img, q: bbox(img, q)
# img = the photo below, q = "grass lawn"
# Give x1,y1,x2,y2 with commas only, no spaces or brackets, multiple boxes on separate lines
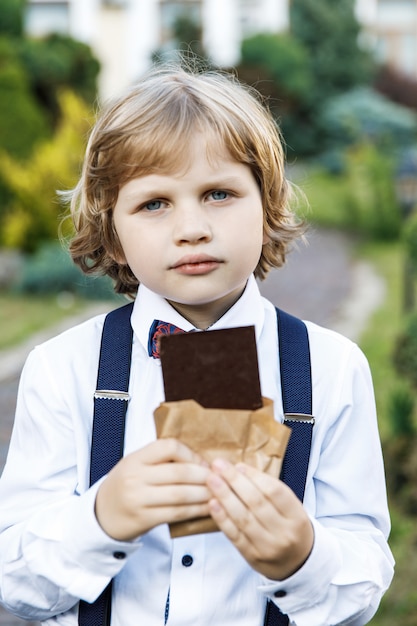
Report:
358,239,405,440
354,240,417,625
0,292,89,351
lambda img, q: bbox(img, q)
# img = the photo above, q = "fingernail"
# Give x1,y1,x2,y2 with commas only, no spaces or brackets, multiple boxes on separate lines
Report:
212,458,229,471
209,498,222,513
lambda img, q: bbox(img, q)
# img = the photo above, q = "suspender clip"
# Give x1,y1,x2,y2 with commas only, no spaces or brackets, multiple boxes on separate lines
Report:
94,390,130,401
284,413,315,425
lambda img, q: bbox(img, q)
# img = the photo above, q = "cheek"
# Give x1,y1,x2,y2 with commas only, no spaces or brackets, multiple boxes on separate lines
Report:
110,220,135,266
104,217,127,264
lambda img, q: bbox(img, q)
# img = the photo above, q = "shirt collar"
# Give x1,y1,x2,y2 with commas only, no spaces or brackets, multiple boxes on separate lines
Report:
132,275,265,354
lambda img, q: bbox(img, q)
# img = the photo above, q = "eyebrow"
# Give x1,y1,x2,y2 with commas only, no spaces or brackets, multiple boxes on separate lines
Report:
121,175,248,200
205,176,246,187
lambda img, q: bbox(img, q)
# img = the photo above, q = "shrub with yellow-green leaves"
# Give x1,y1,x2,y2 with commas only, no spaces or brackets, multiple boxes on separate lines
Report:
0,90,93,252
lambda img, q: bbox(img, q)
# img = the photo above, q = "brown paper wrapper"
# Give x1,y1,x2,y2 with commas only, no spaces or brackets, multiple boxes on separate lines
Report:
153,398,291,538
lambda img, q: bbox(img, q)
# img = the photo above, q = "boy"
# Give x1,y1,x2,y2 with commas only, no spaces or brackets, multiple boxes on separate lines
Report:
0,65,394,625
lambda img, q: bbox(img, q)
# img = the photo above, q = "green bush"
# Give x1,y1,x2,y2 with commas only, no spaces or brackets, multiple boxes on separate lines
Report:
393,312,417,389
18,33,100,125
290,0,375,101
321,87,417,149
237,33,314,156
239,33,311,102
344,142,401,240
0,90,93,252
384,430,417,516
388,385,415,437
383,378,417,519
299,143,401,240
404,212,417,271
0,37,50,159
0,0,25,37
14,241,120,301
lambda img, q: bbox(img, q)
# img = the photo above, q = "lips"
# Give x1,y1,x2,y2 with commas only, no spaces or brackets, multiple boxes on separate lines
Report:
171,254,222,275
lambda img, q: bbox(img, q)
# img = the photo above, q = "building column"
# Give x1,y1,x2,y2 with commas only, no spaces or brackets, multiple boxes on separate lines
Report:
202,0,241,67
70,0,100,42
258,0,289,33
127,0,160,80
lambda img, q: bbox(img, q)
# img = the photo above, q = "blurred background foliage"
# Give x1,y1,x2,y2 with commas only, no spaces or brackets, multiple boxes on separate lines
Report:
2,0,416,263
0,0,107,296
0,91,93,251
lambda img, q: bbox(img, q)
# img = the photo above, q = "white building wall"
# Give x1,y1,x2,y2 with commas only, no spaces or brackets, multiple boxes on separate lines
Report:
24,0,417,99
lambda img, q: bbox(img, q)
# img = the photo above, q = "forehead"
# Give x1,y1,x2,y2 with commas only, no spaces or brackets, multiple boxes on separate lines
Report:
120,137,252,198
125,122,239,179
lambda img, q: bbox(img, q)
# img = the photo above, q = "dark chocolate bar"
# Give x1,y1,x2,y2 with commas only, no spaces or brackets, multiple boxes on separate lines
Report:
159,326,262,410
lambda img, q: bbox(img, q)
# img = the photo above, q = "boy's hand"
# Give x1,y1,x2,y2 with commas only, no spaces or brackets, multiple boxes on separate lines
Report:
95,439,210,541
207,459,314,581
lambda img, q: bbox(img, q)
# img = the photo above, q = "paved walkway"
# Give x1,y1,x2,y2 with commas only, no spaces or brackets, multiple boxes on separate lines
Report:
0,228,385,625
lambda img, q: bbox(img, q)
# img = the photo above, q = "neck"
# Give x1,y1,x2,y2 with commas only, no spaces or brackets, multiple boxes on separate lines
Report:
167,285,247,330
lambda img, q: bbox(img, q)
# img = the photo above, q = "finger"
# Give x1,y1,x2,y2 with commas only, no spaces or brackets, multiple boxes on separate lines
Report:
207,491,246,545
208,460,300,548
147,501,211,528
140,483,211,508
147,462,210,486
132,438,207,466
223,462,314,560
208,459,278,527
206,469,254,543
235,462,304,518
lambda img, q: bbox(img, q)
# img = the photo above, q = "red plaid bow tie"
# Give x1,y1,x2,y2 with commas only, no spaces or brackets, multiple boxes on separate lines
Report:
148,320,186,358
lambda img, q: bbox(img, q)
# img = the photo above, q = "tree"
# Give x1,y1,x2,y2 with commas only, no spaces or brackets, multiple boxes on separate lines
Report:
152,13,207,68
0,1,101,253
173,14,204,59
286,0,375,155
236,33,313,154
239,33,311,106
290,0,374,103
0,0,25,37
0,37,49,159
0,91,93,252
0,0,99,127
18,33,100,126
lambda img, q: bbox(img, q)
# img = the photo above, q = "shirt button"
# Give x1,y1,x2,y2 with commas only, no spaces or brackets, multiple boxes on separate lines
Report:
274,590,287,598
113,551,126,560
181,554,193,567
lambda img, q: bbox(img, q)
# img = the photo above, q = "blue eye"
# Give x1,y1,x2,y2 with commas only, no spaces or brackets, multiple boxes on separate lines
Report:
211,190,228,201
144,200,162,211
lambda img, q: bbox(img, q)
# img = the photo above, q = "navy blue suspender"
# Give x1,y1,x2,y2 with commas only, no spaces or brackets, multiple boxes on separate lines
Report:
78,303,314,626
263,309,313,626
78,303,134,626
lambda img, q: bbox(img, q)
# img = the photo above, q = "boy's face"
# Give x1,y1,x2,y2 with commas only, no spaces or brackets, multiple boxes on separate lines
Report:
112,133,267,329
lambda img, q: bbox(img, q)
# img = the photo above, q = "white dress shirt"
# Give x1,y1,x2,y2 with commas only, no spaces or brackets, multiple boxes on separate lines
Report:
0,276,394,625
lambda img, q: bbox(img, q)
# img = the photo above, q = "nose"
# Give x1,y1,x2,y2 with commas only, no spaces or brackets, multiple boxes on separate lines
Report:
173,204,213,245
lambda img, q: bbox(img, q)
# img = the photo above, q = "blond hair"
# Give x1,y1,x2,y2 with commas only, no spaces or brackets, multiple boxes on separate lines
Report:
67,63,304,297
